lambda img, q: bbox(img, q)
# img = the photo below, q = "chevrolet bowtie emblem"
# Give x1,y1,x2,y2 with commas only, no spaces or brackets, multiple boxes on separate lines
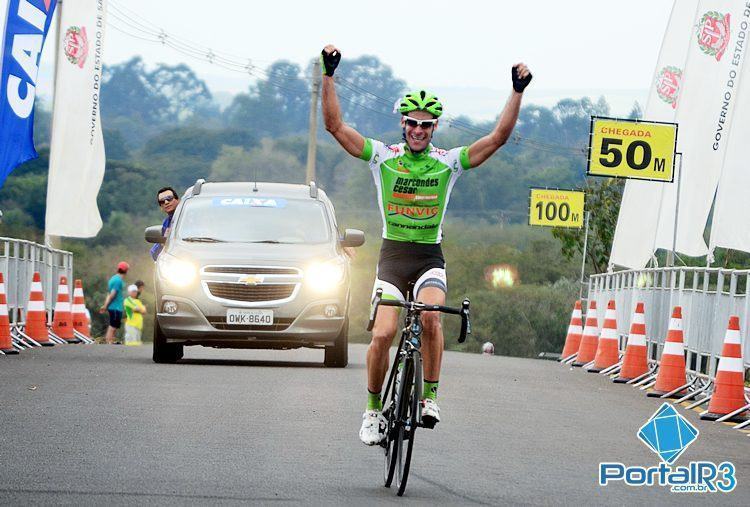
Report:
239,275,263,285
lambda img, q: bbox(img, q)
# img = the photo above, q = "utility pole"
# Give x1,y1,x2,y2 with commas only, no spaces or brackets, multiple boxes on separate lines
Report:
305,58,321,184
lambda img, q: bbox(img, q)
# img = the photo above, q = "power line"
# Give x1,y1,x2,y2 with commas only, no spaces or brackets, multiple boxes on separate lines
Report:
106,1,587,157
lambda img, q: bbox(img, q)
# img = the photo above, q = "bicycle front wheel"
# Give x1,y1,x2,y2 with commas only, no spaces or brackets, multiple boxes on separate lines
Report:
383,356,409,487
396,355,418,496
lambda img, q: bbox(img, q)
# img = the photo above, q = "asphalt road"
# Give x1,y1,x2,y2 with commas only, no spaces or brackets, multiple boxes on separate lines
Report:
0,343,748,506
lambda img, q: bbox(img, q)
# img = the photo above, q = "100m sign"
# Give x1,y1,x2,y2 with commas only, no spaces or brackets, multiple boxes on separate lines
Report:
529,189,585,229
588,117,677,182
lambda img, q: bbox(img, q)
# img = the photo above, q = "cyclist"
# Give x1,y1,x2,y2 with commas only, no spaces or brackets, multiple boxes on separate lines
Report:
320,44,532,445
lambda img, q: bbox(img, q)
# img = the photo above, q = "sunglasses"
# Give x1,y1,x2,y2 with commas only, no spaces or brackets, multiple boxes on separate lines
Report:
158,196,175,205
404,116,438,129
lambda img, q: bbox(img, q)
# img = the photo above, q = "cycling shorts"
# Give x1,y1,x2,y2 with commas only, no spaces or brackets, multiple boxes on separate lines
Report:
371,239,447,302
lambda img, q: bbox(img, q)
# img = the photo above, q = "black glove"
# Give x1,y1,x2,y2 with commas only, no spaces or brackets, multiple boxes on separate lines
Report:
512,65,532,93
320,49,341,77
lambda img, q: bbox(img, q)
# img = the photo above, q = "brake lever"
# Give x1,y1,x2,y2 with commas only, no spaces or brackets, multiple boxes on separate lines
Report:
367,288,383,331
458,298,471,343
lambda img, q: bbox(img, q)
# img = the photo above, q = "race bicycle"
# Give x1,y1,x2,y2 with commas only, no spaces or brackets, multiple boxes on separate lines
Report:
367,287,471,496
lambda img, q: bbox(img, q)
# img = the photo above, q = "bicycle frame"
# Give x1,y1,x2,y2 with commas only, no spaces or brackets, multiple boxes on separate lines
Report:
381,307,424,423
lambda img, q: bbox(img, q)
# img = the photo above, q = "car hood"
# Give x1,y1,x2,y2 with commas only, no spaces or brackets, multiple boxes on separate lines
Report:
165,240,340,267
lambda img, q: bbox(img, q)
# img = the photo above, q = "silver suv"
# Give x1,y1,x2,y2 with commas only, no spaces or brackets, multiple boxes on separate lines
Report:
145,179,364,367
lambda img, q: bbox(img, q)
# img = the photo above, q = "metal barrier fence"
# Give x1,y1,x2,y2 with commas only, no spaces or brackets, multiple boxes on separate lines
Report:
0,237,74,324
588,267,750,381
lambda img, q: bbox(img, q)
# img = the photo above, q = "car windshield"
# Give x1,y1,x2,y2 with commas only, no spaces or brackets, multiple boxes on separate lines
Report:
176,196,331,244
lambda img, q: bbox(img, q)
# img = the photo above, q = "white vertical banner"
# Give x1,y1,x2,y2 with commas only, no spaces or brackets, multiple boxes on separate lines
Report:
709,7,750,253
45,0,106,237
610,0,748,268
610,0,699,269
654,1,749,256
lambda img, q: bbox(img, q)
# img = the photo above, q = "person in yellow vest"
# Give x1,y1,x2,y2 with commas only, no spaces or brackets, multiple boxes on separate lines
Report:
123,285,146,346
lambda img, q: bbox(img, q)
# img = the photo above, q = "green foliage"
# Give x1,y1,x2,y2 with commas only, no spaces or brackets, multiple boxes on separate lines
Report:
102,57,216,147
331,55,407,135
139,127,258,189
210,139,305,184
225,61,309,137
551,178,624,274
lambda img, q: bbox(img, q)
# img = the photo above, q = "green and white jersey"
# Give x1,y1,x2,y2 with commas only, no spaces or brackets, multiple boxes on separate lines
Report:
359,139,471,244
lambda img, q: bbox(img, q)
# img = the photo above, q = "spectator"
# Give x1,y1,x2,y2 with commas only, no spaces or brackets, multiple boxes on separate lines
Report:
99,261,128,344
151,186,180,260
134,279,145,298
123,284,146,346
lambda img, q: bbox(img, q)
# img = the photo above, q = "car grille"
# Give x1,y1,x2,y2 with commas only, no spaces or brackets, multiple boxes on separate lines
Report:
206,316,295,331
206,282,295,302
203,266,299,275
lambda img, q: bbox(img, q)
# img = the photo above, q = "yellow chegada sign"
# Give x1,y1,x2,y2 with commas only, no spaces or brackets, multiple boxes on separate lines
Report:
528,188,585,228
587,117,677,182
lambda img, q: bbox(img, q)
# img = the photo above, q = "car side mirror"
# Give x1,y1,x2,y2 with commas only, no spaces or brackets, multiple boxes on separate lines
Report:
340,229,365,248
145,225,166,244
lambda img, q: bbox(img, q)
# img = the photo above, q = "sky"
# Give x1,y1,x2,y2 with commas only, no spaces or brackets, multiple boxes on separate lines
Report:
39,0,674,119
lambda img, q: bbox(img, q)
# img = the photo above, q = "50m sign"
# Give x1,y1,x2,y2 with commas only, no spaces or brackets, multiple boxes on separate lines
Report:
529,188,585,229
587,117,677,182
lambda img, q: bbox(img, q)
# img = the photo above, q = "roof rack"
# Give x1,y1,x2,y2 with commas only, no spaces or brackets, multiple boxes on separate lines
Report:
309,181,318,199
192,178,206,196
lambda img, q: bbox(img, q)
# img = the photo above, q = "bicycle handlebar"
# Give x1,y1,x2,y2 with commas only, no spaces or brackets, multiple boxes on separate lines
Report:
366,288,471,343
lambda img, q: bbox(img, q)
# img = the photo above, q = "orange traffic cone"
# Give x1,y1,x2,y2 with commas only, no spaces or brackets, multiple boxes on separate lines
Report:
588,300,619,373
0,273,18,354
51,276,79,343
72,279,90,338
647,306,687,398
572,301,598,367
701,316,748,422
613,302,649,383
560,300,583,360
25,272,52,346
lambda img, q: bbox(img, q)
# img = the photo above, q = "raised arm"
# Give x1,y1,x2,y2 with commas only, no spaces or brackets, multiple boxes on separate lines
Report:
320,45,366,159
467,63,532,168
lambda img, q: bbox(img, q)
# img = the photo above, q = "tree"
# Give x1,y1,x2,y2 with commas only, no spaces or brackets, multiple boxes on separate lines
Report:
331,55,406,135
551,178,624,274
628,101,643,120
101,57,217,146
224,61,309,137
209,139,305,184
102,57,169,125
139,127,258,188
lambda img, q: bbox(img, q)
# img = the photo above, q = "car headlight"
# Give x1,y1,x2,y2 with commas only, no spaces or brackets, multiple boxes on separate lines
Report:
158,254,198,287
306,259,346,292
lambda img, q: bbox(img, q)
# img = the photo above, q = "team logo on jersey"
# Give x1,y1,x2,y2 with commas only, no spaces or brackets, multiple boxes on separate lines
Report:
64,26,89,68
656,66,682,109
696,11,731,61
396,159,410,173
387,203,439,220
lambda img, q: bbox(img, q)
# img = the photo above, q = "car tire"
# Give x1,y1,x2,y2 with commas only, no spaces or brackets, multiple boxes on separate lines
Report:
152,319,183,364
324,317,348,368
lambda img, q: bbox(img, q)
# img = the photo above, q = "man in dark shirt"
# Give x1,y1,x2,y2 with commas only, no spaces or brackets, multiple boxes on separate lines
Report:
150,186,180,261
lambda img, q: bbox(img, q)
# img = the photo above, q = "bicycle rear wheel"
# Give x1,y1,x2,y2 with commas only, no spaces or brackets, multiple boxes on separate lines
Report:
396,356,418,496
383,356,409,487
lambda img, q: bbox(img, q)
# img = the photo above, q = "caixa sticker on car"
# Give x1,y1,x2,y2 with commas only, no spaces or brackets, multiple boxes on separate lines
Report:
212,197,287,208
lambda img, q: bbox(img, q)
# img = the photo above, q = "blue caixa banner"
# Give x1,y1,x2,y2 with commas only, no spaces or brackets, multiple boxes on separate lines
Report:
0,0,58,189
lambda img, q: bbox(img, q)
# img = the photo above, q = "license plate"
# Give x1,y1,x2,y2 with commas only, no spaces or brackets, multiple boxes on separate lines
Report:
226,309,274,326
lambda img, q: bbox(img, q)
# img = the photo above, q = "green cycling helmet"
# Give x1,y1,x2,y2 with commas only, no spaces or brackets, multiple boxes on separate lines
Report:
398,90,443,118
